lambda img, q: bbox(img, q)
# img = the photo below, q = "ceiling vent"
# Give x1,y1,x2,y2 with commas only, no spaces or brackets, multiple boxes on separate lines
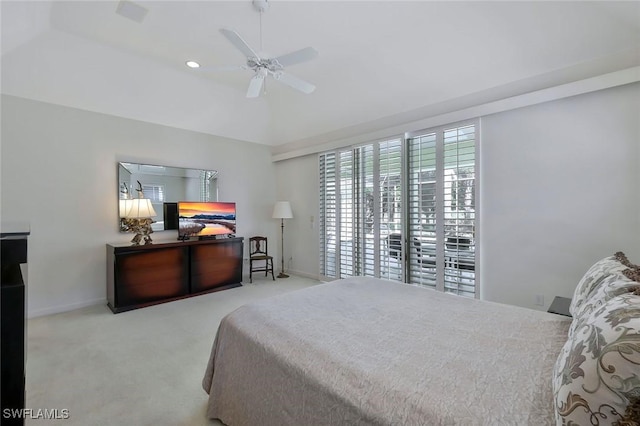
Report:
115,0,148,23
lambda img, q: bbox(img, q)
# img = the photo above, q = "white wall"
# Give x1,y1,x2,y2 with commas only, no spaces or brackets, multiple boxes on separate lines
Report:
3,83,638,316
273,154,320,279
480,82,640,309
1,95,279,317
274,82,640,310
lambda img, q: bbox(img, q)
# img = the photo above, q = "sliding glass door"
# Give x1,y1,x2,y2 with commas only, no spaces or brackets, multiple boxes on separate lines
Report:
319,120,478,297
319,138,403,281
407,123,477,296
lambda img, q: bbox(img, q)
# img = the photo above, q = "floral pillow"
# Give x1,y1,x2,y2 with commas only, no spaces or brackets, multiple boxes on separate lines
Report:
553,292,640,426
569,272,640,336
570,255,629,318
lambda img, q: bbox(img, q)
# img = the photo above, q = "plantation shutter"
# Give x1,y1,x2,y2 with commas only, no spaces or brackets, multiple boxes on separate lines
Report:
339,150,354,277
407,122,477,297
142,184,164,203
378,139,403,281
442,124,476,297
318,122,476,295
319,152,337,278
200,170,218,201
319,139,402,281
407,132,438,289
358,144,376,277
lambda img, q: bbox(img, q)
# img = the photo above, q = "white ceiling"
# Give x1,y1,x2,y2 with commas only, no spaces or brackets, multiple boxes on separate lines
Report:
2,1,639,149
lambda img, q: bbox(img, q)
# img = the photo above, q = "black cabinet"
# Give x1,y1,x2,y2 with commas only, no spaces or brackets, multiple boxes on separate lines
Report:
1,229,29,426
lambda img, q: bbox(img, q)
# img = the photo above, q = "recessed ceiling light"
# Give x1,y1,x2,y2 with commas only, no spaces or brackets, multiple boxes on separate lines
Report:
185,61,200,69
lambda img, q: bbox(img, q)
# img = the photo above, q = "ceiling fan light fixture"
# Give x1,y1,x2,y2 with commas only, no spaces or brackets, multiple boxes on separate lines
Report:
185,60,200,69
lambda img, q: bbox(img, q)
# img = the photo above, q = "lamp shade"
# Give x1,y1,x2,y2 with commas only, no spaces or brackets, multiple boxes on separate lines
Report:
272,201,293,219
119,199,135,218
124,199,157,219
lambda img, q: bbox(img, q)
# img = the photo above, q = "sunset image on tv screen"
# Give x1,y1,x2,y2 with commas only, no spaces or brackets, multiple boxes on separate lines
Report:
178,202,236,237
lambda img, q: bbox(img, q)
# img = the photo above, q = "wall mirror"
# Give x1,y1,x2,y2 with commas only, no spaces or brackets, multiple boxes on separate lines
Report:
118,162,218,232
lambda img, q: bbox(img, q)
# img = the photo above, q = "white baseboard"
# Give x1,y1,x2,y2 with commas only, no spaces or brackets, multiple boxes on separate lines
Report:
28,298,106,319
242,269,320,283
286,269,320,281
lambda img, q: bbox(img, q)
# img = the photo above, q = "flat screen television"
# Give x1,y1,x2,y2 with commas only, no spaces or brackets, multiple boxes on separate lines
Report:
178,201,236,240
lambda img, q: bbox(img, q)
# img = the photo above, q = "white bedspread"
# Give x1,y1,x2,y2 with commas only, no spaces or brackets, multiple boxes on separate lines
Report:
203,276,570,425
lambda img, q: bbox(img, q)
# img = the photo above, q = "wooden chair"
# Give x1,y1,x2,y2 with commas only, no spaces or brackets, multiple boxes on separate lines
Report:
248,236,275,283
386,233,436,268
387,233,402,260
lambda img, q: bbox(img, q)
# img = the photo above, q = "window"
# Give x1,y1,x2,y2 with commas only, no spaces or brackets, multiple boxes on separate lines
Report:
378,139,403,280
407,132,437,288
407,123,477,297
319,152,337,278
320,138,403,281
200,170,218,201
319,121,478,297
339,150,354,277
142,184,164,203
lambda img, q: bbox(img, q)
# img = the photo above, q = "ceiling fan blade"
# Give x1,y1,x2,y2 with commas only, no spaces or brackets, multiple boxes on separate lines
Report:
220,28,259,59
272,47,318,68
273,71,316,94
246,70,266,98
197,65,248,72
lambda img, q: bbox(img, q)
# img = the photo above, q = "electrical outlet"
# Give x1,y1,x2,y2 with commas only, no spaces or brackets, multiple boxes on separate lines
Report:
535,295,544,306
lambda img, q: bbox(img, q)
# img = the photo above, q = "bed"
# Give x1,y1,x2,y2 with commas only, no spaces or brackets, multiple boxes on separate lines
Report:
204,256,640,426
202,276,572,425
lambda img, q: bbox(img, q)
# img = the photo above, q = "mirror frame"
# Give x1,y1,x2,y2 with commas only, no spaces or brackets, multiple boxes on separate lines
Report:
118,162,218,232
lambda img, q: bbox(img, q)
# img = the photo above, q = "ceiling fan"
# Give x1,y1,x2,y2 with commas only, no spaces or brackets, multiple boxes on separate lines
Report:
191,0,318,98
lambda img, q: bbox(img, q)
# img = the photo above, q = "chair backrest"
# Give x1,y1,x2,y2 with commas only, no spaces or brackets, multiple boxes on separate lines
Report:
387,233,402,259
249,236,269,257
412,237,422,256
446,236,471,250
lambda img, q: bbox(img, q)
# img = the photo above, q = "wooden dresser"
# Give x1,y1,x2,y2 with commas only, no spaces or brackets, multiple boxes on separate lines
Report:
107,237,243,313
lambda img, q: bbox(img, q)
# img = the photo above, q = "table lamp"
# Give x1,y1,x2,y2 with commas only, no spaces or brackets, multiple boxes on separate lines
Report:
121,198,157,245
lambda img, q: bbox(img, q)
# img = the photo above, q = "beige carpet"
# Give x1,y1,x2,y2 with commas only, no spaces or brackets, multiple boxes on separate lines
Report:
25,276,319,426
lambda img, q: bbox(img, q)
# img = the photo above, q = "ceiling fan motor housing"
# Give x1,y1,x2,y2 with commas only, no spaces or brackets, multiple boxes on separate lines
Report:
247,57,283,72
